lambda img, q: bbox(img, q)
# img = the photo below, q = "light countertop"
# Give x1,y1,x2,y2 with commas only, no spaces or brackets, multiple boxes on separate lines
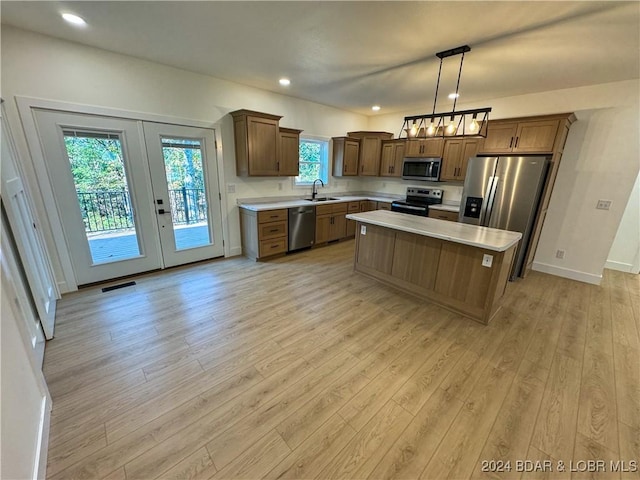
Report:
429,203,460,212
346,210,521,252
238,195,400,212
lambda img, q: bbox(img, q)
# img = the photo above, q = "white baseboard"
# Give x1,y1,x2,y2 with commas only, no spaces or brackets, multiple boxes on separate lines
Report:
604,260,637,274
35,395,51,480
229,246,243,257
532,262,603,285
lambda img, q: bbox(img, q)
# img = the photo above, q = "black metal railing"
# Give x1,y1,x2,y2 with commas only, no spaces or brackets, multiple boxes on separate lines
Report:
77,188,207,233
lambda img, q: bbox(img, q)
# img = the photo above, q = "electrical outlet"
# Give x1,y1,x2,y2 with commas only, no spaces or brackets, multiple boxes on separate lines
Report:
227,184,236,193
556,249,565,259
360,225,367,235
596,199,612,210
278,182,283,191
482,254,493,268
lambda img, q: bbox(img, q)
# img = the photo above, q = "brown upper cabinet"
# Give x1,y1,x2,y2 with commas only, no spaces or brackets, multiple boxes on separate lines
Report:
479,118,560,154
278,127,303,176
440,138,480,182
379,139,406,177
231,109,301,177
332,137,360,176
405,138,444,158
347,131,393,176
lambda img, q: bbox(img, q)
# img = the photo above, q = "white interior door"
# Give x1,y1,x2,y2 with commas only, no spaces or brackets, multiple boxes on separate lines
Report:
143,122,224,267
34,110,162,286
2,109,58,339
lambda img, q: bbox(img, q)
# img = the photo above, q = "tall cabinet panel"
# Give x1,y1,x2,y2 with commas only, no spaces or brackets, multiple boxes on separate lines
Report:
347,131,393,176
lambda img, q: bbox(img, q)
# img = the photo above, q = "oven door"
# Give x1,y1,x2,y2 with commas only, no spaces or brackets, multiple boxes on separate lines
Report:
391,202,429,216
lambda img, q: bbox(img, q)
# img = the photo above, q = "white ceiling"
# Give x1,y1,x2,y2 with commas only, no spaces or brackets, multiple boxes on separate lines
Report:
2,1,639,116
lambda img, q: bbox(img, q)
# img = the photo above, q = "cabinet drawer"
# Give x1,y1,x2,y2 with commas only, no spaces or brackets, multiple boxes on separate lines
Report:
258,209,287,223
347,201,360,212
377,202,392,211
332,202,348,214
428,210,459,222
315,204,333,216
258,220,287,240
259,237,287,257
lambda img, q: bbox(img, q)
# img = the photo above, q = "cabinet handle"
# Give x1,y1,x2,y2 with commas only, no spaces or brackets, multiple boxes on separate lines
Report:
514,137,519,148
277,161,280,171
270,244,279,249
269,228,279,233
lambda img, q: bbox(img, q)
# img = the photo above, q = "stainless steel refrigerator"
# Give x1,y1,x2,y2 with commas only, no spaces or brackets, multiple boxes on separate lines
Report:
459,156,549,279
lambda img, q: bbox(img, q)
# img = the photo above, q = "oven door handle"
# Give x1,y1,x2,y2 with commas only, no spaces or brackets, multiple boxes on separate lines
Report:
392,204,427,211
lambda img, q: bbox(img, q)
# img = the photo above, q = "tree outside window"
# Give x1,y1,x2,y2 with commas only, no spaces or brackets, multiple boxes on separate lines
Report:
295,138,329,186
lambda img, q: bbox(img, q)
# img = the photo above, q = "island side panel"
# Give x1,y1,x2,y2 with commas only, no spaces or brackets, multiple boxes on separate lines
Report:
352,221,515,325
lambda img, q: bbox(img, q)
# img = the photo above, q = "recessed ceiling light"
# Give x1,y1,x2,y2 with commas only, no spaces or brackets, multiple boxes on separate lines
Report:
448,93,459,99
62,13,87,26
371,105,381,111
279,78,291,86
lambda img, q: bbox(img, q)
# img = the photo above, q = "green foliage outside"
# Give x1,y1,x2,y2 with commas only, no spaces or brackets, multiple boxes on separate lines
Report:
296,139,326,184
64,135,206,233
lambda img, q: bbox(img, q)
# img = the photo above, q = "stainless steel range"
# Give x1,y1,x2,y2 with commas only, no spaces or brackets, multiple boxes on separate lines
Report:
391,187,443,216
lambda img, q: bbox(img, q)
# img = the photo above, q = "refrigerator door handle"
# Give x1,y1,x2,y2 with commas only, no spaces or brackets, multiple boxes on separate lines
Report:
483,176,499,225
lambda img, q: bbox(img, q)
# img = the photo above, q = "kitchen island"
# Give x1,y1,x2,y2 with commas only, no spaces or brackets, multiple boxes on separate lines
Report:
346,210,521,324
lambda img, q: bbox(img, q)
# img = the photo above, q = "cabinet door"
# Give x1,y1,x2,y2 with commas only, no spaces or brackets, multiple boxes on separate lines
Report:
391,142,405,177
344,140,360,175
279,129,300,176
315,215,331,243
441,139,463,181
359,200,377,212
331,214,347,241
247,116,279,175
422,138,444,157
458,139,479,179
379,143,395,176
478,122,518,154
404,140,422,157
359,137,382,176
405,138,443,157
513,119,559,153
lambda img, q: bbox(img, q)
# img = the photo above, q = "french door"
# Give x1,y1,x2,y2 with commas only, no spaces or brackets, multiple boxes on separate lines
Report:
143,122,223,268
33,110,223,286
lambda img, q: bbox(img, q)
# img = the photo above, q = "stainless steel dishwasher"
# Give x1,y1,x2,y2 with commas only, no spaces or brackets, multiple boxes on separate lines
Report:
288,206,316,252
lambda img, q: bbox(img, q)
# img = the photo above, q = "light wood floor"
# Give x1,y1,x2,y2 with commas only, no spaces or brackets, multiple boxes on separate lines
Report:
44,240,640,479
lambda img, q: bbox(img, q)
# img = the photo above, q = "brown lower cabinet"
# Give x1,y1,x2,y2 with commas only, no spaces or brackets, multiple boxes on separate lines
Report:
345,201,360,237
353,223,516,324
428,209,459,222
240,208,288,260
315,202,348,244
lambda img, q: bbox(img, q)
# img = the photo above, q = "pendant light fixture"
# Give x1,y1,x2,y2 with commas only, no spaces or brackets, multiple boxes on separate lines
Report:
400,45,491,139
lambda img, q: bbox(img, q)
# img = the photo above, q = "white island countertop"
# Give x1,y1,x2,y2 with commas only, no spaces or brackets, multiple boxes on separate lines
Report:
347,210,522,252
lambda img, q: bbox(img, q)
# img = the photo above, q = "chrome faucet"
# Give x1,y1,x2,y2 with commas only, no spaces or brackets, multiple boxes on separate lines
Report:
312,179,324,200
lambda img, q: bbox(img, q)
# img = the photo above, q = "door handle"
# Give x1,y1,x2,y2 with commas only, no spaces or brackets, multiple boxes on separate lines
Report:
157,209,170,214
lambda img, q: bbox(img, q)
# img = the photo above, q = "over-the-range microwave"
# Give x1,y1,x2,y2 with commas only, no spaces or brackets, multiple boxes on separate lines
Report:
401,157,442,181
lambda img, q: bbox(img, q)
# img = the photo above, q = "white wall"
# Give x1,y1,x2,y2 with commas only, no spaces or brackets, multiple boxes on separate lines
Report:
607,172,640,274
369,80,640,284
0,25,368,291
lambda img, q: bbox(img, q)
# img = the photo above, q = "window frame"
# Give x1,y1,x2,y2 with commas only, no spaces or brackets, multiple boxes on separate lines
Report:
294,135,330,187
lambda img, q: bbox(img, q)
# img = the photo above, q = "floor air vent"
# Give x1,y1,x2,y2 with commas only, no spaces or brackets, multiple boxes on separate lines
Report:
101,281,136,293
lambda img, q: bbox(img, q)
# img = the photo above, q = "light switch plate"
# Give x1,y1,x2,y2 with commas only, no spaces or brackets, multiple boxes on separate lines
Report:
482,254,493,268
596,199,612,210
227,184,236,193
360,225,367,235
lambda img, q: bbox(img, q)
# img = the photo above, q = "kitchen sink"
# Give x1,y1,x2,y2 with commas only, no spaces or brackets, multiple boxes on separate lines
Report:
305,197,338,202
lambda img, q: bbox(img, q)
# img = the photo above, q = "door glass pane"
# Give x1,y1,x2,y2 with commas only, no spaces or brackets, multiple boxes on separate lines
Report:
63,130,142,264
161,137,211,250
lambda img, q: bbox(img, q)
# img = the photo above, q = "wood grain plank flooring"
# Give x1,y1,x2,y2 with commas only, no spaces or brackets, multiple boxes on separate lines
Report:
43,241,640,479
